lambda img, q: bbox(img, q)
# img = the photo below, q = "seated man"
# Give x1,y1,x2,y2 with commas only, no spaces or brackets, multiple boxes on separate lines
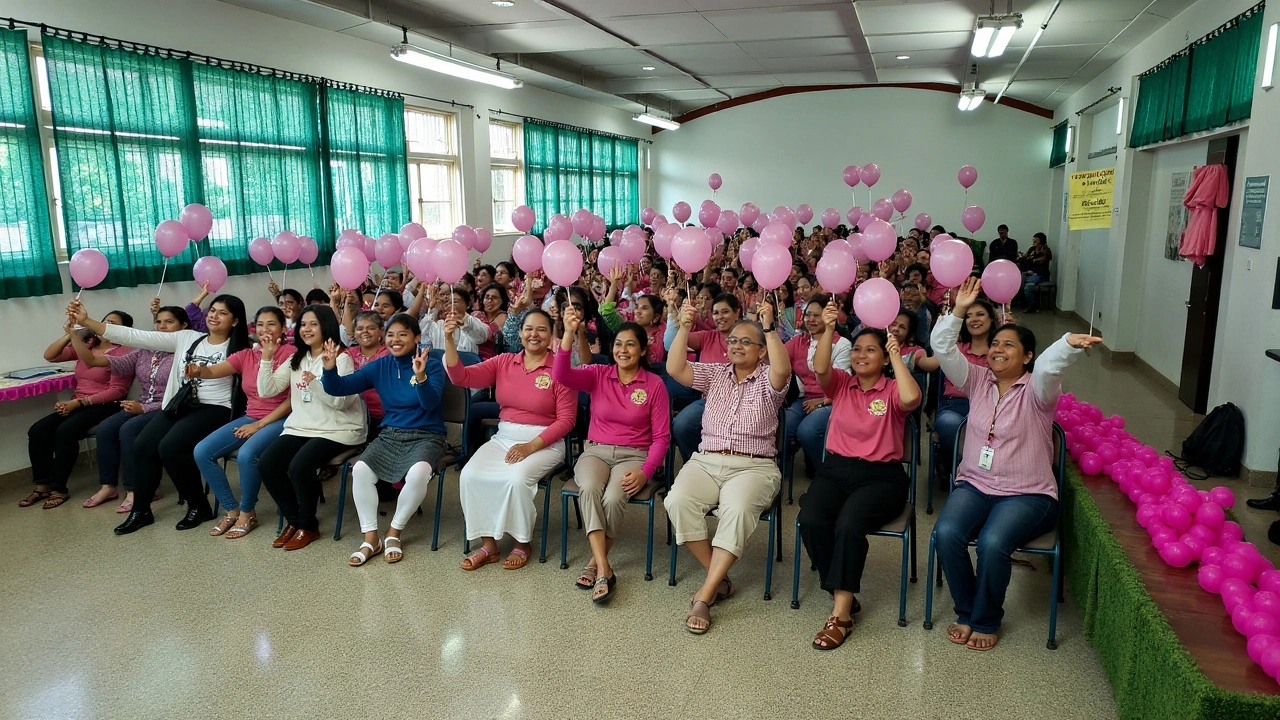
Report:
664,293,743,461
664,297,790,635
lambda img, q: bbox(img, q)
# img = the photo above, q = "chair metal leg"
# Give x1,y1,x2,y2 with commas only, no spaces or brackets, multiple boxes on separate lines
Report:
539,478,551,563
431,468,445,551
573,496,583,530
333,463,349,541
668,528,679,586
923,530,937,630
897,530,909,627
763,514,776,600
559,492,571,570
1048,550,1061,650
926,441,937,514
790,518,803,609
644,499,655,581
909,518,918,583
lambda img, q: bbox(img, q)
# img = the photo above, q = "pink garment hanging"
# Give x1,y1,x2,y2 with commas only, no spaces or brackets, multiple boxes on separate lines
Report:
1178,164,1230,266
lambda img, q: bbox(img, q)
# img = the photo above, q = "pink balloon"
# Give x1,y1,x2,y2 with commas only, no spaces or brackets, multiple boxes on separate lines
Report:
671,227,713,274
178,204,213,241
433,239,469,284
672,201,692,224
752,243,791,291
796,204,814,225
451,225,478,250
1209,486,1236,509
653,214,667,226
375,233,403,268
891,190,912,214
1159,541,1193,568
362,234,377,263
589,216,606,243
698,201,721,229
474,227,493,253
620,234,646,264
858,211,877,231
871,198,894,222
653,223,678,260
739,203,760,227
958,165,978,189
861,219,897,262
705,228,723,247
842,165,861,188
859,163,880,187
962,205,986,234
396,233,415,251
716,210,740,236
542,239,583,286
404,237,439,280
330,246,370,290
1199,563,1227,594
1254,590,1280,617
930,239,974,288
846,206,863,226
597,245,624,276
708,173,722,191
297,236,319,265
981,259,1022,304
846,233,869,262
1263,645,1280,679
821,208,840,229
544,218,572,244
1248,634,1280,665
154,220,189,259
914,213,932,231
738,237,760,272
248,237,274,266
1162,504,1192,533
191,256,227,292
853,278,898,329
571,209,593,239
511,205,536,233
1222,553,1257,584
751,215,769,234
68,248,109,289
772,206,797,229
760,222,792,248
815,247,857,294
400,222,427,241
1247,613,1280,639
1261,570,1280,595
272,231,301,265
336,229,363,250
608,229,623,245
640,207,656,226
511,235,543,273
1080,452,1103,476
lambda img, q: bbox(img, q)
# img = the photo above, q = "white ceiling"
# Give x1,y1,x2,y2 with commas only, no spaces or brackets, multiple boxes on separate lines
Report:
222,0,1201,116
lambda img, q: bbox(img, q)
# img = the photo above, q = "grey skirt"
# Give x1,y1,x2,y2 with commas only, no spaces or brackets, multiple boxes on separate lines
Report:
358,426,448,482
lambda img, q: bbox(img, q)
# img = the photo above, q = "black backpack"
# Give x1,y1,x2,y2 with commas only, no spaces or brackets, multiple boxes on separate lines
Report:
1175,403,1245,480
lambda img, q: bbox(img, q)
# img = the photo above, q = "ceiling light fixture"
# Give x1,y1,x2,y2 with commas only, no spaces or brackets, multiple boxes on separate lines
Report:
957,82,987,111
896,55,910,60
491,1,515,7
641,65,656,71
972,14,1023,58
391,40,523,89
633,112,679,131
1263,22,1278,90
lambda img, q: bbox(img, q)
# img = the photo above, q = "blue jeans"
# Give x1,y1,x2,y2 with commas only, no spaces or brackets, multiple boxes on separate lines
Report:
1022,273,1044,310
194,416,287,513
96,409,157,489
672,398,705,462
933,396,969,481
934,482,1058,633
783,398,831,468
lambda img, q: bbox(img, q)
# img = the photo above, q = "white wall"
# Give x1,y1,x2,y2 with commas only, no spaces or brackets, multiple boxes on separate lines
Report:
1074,102,1122,325
650,87,1052,248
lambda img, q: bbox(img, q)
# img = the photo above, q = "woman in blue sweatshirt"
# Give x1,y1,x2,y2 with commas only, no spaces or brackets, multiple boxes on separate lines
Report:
320,313,447,566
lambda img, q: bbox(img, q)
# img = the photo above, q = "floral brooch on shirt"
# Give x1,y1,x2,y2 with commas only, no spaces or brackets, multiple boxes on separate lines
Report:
534,373,552,390
630,388,648,406
868,398,888,417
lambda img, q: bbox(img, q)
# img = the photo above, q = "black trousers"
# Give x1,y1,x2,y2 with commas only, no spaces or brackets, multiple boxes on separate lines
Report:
132,404,230,514
258,435,354,532
798,454,908,594
27,404,121,492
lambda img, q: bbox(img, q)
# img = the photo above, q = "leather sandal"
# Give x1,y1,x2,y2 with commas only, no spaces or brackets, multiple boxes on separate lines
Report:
711,577,735,606
575,565,598,589
592,574,616,604
461,546,500,571
812,616,854,650
18,490,50,507
502,546,530,570
349,541,383,567
686,599,712,635
42,491,70,510
224,514,259,539
209,515,239,537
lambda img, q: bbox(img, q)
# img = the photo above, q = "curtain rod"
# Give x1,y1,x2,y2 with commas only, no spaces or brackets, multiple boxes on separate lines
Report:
6,16,412,101
1138,1,1265,78
490,109,653,144
1075,86,1122,116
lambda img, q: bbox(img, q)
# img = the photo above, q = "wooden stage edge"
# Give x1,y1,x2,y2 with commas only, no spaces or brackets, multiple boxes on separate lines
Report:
1080,473,1280,695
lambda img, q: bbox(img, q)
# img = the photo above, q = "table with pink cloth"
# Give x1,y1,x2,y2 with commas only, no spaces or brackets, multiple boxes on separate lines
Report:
0,372,75,402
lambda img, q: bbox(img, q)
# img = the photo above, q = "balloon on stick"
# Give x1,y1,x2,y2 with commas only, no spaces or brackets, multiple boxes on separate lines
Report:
739,202,760,227
821,208,840,229
842,165,861,188
400,222,428,241
69,248,109,297
671,227,713,275
474,227,493,253
330,246,370,290
433,239,469,284
542,239,583,286
957,165,978,189
931,239,975,288
708,173,722,192
852,278,898,328
962,205,986,234
861,219,897,262
640,207,657,226
981,260,1022,305
178,203,213,241
796,204,814,226
859,163,881,188
192,256,228,292
672,201,692,224
752,244,791,290
815,246,857,294
914,213,932,231
739,237,760,272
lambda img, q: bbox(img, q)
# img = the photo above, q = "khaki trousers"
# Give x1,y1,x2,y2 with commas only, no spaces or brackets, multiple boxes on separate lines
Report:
574,443,647,538
664,452,780,558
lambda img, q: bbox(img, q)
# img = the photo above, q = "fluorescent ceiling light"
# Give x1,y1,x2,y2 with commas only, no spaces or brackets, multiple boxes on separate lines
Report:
958,83,986,111
989,24,1018,57
491,1,515,6
1116,97,1125,135
1064,125,1074,154
391,43,523,89
971,25,995,57
972,14,1022,58
641,65,656,71
896,55,910,60
1264,23,1278,89
633,113,679,130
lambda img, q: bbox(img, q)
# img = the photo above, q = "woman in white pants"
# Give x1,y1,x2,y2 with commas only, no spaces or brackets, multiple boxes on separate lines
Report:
318,314,447,565
443,308,575,570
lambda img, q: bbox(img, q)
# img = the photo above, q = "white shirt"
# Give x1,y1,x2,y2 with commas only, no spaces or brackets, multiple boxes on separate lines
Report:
420,309,490,355
103,326,234,409
258,349,366,445
795,334,851,395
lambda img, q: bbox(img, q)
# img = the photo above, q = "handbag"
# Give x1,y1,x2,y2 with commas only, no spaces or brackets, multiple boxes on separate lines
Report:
163,336,207,419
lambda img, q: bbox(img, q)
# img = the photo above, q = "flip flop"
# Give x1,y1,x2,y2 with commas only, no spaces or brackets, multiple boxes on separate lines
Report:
82,491,119,508
966,632,999,651
592,574,616,604
502,546,530,570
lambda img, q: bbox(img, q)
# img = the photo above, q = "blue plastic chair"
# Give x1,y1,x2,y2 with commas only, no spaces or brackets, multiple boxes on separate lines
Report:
925,368,947,514
559,454,666,582
789,417,919,627
922,420,1067,649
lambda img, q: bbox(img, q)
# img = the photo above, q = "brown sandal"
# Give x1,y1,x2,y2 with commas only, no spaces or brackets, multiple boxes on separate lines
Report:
461,546,500,571
813,616,854,650
18,490,50,507
384,537,403,564
575,565,598,589
209,515,239,537
41,491,70,510
686,599,712,635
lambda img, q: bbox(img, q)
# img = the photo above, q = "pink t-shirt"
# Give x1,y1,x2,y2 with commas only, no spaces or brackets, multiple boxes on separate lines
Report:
226,348,291,420
347,345,390,421
552,349,670,479
785,333,838,399
821,369,919,463
55,344,131,404
445,351,576,446
687,329,729,363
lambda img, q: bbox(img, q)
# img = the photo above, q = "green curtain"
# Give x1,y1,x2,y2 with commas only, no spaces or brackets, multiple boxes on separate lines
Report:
1049,121,1068,168
524,120,639,235
1184,11,1262,134
0,29,60,299
322,87,409,254
193,65,323,278
1129,54,1190,148
45,35,204,290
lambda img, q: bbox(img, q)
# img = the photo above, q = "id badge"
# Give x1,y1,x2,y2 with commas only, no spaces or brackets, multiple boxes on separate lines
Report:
978,445,995,471
302,388,313,403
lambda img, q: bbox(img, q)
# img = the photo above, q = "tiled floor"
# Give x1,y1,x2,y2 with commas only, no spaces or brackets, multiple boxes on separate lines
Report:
2,310,1269,720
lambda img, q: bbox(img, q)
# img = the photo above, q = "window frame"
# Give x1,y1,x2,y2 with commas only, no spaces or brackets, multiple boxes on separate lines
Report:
488,119,522,233
29,44,66,260
405,105,460,239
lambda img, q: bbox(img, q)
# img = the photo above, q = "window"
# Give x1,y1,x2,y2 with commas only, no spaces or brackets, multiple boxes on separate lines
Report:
523,120,639,234
490,120,521,232
405,107,459,239
325,88,409,249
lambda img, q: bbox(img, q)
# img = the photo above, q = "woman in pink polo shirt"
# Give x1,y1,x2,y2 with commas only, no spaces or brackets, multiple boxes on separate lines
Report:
931,277,1098,651
553,311,670,603
444,308,575,571
797,298,921,650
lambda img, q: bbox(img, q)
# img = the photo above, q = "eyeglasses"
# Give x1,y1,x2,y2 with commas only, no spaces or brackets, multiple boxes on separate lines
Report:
726,336,761,347
803,311,823,319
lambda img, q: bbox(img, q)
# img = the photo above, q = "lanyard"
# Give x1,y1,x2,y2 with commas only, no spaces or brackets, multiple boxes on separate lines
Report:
986,386,1014,444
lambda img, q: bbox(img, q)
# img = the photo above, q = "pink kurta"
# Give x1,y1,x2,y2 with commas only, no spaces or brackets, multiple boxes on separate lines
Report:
1178,164,1229,267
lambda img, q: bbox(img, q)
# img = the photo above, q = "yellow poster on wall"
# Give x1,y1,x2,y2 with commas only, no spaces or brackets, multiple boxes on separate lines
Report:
1068,168,1116,230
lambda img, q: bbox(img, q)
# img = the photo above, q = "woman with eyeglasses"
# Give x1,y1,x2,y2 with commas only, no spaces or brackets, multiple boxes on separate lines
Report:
473,283,510,359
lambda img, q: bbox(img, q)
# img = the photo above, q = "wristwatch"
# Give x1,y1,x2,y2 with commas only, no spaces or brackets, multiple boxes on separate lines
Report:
762,325,776,333
409,374,427,386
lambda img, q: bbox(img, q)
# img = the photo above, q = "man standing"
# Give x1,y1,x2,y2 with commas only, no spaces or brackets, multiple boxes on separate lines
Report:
989,225,1018,263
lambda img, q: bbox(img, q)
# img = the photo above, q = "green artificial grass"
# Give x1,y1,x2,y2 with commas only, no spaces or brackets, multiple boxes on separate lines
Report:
1062,469,1280,720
